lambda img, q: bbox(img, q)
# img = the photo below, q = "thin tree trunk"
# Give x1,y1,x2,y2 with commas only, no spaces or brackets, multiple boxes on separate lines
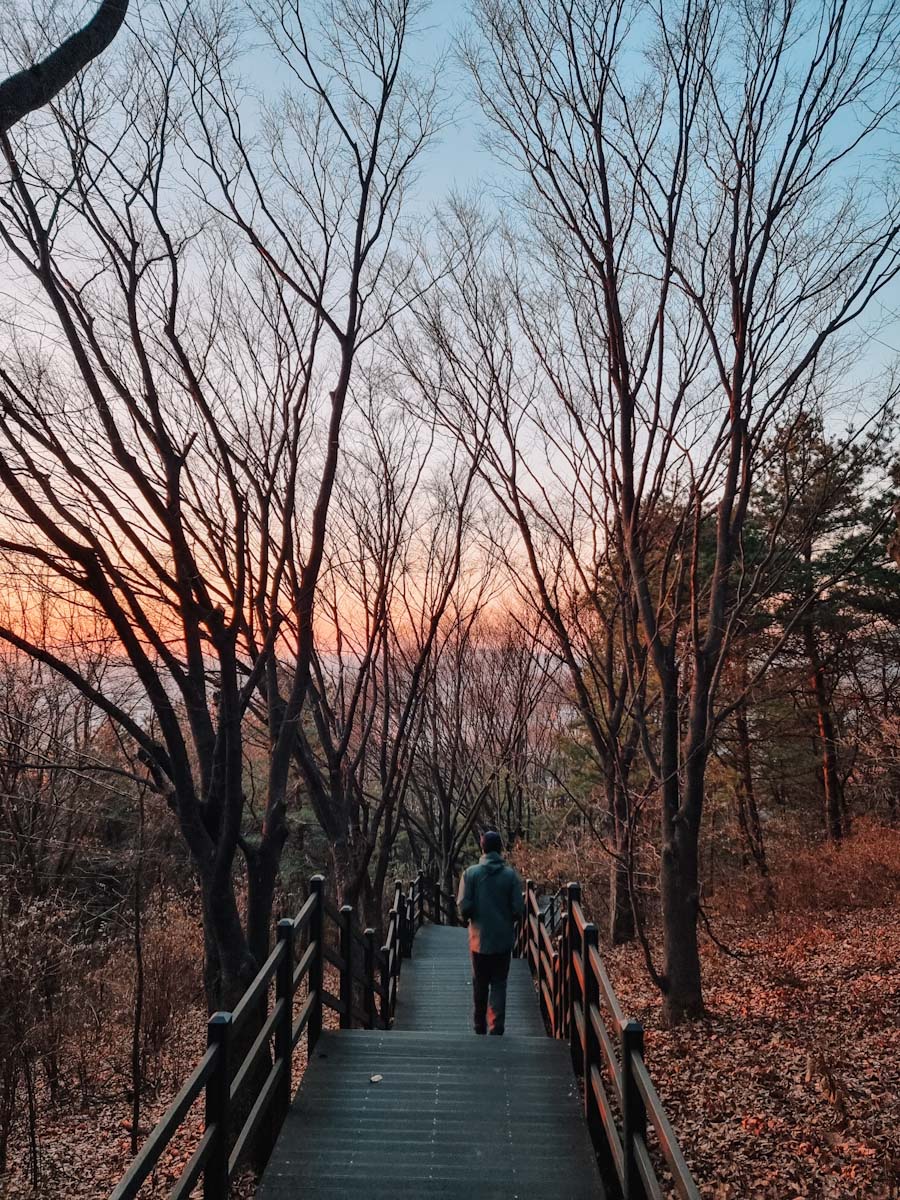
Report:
803,622,843,841
735,698,768,876
661,671,704,1025
607,776,634,945
0,1065,16,1174
130,789,145,1155
23,1055,39,1189
660,819,704,1024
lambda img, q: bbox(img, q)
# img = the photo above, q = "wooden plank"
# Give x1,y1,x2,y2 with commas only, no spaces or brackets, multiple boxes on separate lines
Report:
256,925,603,1200
392,926,545,1037
256,1031,602,1200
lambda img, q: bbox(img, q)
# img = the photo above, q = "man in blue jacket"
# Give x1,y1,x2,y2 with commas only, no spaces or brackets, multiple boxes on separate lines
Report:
456,830,525,1035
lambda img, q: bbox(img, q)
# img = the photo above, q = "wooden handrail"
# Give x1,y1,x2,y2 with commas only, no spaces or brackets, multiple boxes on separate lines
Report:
109,1047,218,1200
231,941,284,1034
109,869,426,1200
290,891,318,933
517,880,701,1200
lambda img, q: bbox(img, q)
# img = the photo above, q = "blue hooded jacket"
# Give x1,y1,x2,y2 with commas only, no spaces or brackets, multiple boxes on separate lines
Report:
456,851,524,953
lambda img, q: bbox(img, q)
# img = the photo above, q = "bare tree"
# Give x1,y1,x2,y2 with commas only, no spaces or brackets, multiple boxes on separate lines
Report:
0,0,436,1006
292,396,481,917
410,0,900,1021
406,605,554,895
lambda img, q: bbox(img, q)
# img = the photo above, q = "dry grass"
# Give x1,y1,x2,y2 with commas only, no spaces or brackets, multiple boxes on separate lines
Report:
727,819,900,917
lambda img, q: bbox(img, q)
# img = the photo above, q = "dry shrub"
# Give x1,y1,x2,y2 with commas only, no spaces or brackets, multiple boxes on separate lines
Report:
70,897,202,1098
0,895,86,1179
137,902,203,1061
768,817,900,913
514,817,900,934
512,832,607,908
711,817,900,919
511,832,648,935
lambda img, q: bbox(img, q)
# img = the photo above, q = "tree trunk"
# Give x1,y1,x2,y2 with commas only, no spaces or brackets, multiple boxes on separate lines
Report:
330,833,373,914
200,874,258,1012
441,858,455,904
607,776,634,945
735,698,768,876
130,791,145,1155
661,673,704,1025
660,817,704,1024
246,838,283,968
803,622,843,841
200,869,275,1169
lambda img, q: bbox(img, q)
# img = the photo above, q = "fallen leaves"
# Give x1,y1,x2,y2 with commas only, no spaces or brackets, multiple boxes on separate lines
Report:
606,904,900,1199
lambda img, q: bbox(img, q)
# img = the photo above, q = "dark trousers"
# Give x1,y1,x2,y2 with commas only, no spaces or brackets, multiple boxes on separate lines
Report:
471,950,511,1035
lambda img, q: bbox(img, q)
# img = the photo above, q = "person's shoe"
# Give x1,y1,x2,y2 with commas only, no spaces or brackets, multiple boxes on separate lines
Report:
474,1024,487,1035
488,1027,504,1036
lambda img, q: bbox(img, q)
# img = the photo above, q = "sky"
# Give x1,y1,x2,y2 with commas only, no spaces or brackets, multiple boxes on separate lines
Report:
4,0,900,392
378,0,900,378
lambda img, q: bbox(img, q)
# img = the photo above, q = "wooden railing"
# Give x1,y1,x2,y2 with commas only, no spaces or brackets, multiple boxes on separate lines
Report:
516,880,701,1200
414,865,459,928
110,871,422,1200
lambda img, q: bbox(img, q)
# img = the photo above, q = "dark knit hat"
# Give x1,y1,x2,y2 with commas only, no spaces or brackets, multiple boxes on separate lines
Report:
480,829,502,853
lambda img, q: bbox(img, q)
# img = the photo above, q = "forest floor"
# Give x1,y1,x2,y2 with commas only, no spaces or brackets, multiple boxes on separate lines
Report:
2,829,898,1199
606,903,899,1199
0,970,342,1200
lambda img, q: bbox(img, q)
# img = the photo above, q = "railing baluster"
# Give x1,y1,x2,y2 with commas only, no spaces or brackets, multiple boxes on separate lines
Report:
562,903,570,1040
583,923,609,1177
339,904,353,1029
567,882,582,1072
203,1012,231,1200
535,901,545,1023
399,881,409,958
406,892,416,956
364,928,377,1029
275,919,294,1123
400,883,412,955
551,948,560,1039
622,1018,648,1199
307,875,325,1053
379,940,391,1027
524,879,533,969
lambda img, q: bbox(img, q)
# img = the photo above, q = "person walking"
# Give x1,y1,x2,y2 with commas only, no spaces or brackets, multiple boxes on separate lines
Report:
456,830,524,1036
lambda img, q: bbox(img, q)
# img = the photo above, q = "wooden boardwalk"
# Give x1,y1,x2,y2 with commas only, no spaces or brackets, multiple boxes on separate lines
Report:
256,925,602,1199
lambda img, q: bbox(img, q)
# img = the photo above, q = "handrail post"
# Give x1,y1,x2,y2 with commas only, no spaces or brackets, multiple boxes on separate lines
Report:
582,925,605,1154
523,879,534,969
405,892,416,956
275,918,295,1123
399,881,410,958
339,904,353,1029
364,928,377,1029
307,875,325,1053
622,1019,648,1200
567,882,582,1074
203,1012,231,1200
564,902,571,1036
551,948,560,1038
535,904,545,1023
379,940,391,1027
